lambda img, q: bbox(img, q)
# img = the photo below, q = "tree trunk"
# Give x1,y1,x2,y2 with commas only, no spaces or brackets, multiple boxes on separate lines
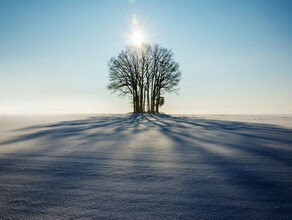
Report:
151,85,155,113
135,89,140,113
133,96,136,112
155,90,160,113
143,88,146,113
147,87,150,112
140,86,143,113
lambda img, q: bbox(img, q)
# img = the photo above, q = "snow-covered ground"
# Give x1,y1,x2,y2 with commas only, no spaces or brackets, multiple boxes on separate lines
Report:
0,114,291,219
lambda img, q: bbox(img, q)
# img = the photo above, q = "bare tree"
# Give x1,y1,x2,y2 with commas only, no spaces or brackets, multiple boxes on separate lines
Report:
107,44,181,113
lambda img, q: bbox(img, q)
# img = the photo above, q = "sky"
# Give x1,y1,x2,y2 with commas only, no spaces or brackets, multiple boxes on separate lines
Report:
0,0,292,114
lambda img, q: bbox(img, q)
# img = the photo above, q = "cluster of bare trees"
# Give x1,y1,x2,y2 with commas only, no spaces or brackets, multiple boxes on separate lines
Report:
107,44,181,113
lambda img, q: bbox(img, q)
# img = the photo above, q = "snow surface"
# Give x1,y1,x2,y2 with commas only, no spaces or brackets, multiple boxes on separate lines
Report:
0,114,291,219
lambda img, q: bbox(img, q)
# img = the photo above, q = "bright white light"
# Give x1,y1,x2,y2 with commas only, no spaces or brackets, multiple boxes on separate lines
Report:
131,30,144,46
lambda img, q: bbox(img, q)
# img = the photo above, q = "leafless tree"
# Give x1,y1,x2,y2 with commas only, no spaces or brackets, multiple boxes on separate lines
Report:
108,44,181,113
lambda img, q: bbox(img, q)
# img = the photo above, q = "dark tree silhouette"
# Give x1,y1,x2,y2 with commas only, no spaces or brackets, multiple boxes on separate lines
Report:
108,44,181,113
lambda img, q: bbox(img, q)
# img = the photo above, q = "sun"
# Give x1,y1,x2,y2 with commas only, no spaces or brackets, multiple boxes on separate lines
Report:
131,30,144,46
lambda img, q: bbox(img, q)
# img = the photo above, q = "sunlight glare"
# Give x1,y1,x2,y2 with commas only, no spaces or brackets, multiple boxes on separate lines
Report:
131,30,144,46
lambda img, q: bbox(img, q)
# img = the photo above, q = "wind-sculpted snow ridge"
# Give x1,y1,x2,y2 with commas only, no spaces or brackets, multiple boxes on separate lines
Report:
0,114,291,219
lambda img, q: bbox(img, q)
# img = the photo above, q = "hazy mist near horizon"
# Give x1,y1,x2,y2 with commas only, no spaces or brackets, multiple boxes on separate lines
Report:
1,0,292,115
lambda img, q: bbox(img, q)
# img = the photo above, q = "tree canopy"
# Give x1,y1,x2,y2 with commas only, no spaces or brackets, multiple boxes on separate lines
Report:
107,44,181,113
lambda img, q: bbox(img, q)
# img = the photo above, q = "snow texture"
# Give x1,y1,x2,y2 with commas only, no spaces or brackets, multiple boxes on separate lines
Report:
0,114,291,219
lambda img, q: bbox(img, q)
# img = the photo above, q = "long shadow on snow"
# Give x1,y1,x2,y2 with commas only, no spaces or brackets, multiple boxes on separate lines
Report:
0,114,152,218
145,114,292,218
0,114,146,146
0,114,292,219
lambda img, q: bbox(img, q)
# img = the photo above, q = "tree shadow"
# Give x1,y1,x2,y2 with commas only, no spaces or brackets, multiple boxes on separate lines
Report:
145,114,292,218
0,114,291,219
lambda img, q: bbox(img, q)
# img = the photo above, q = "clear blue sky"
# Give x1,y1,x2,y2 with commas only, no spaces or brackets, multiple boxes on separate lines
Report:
0,0,291,114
